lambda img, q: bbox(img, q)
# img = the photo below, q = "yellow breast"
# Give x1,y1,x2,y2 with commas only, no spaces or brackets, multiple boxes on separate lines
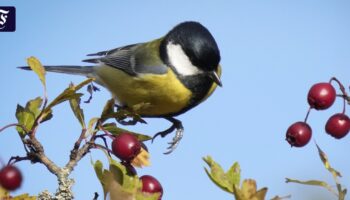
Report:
95,65,192,116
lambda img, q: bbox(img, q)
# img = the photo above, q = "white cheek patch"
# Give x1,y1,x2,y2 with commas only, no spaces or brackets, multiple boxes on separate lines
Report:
166,42,202,76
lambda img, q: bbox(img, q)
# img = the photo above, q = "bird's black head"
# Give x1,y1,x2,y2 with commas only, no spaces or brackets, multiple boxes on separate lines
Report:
160,21,221,74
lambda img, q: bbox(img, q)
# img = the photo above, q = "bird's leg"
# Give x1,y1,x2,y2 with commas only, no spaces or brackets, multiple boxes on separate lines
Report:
152,117,184,154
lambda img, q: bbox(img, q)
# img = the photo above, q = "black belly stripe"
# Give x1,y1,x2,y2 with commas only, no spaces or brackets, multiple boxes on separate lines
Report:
162,73,213,117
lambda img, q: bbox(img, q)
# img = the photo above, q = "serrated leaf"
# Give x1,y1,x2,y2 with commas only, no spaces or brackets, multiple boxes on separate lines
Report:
41,108,53,123
44,78,93,112
316,143,342,178
203,156,233,193
101,99,115,121
109,163,124,185
87,117,99,136
255,188,268,200
68,84,85,128
45,89,83,111
15,104,34,136
15,97,43,136
227,162,241,188
234,179,267,200
104,170,134,200
26,97,43,118
102,123,152,141
241,179,258,198
93,160,104,184
27,56,46,88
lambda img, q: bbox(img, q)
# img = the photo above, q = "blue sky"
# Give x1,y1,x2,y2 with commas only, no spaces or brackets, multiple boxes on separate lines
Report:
1,1,350,199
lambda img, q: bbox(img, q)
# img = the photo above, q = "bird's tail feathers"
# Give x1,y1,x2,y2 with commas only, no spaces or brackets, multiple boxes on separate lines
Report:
18,65,95,77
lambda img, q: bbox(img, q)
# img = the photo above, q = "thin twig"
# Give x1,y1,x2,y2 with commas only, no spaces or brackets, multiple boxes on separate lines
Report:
0,123,29,133
65,142,93,173
304,107,312,123
27,136,61,176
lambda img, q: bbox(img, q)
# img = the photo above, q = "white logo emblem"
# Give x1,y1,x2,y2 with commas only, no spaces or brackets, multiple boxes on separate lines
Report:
0,9,10,30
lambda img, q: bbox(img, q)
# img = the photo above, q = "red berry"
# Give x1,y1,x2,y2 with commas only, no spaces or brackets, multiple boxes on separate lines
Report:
112,133,141,162
286,122,312,147
307,82,336,110
140,175,163,200
325,113,350,139
0,165,23,191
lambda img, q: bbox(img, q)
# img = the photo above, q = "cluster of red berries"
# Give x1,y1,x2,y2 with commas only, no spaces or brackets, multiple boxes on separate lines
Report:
0,165,22,191
111,133,163,199
286,78,350,147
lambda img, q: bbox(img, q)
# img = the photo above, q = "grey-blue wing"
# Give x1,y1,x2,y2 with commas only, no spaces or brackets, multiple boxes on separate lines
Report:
82,43,168,76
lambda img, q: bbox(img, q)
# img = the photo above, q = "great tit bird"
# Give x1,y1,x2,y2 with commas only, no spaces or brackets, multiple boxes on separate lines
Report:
20,21,222,154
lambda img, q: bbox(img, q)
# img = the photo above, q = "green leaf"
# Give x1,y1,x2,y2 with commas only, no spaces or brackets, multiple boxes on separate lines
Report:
109,162,124,185
26,97,43,118
68,84,85,128
316,143,342,178
102,123,152,141
74,77,95,91
15,97,43,136
100,99,115,121
227,162,241,188
27,56,46,88
44,78,94,112
45,90,83,111
203,156,234,193
86,117,99,136
41,108,53,123
93,160,104,184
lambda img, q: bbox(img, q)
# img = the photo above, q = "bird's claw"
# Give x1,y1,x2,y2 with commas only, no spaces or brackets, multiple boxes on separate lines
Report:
152,117,184,154
163,128,184,154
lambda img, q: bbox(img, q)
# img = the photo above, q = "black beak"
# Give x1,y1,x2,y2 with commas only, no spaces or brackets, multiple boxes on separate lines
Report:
209,71,222,87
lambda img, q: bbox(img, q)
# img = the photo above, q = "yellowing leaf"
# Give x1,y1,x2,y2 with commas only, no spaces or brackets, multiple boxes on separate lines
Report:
0,186,9,199
86,117,99,136
203,156,235,193
44,78,93,112
285,178,337,196
11,193,37,200
27,56,46,88
316,143,341,178
69,84,85,128
241,179,258,198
